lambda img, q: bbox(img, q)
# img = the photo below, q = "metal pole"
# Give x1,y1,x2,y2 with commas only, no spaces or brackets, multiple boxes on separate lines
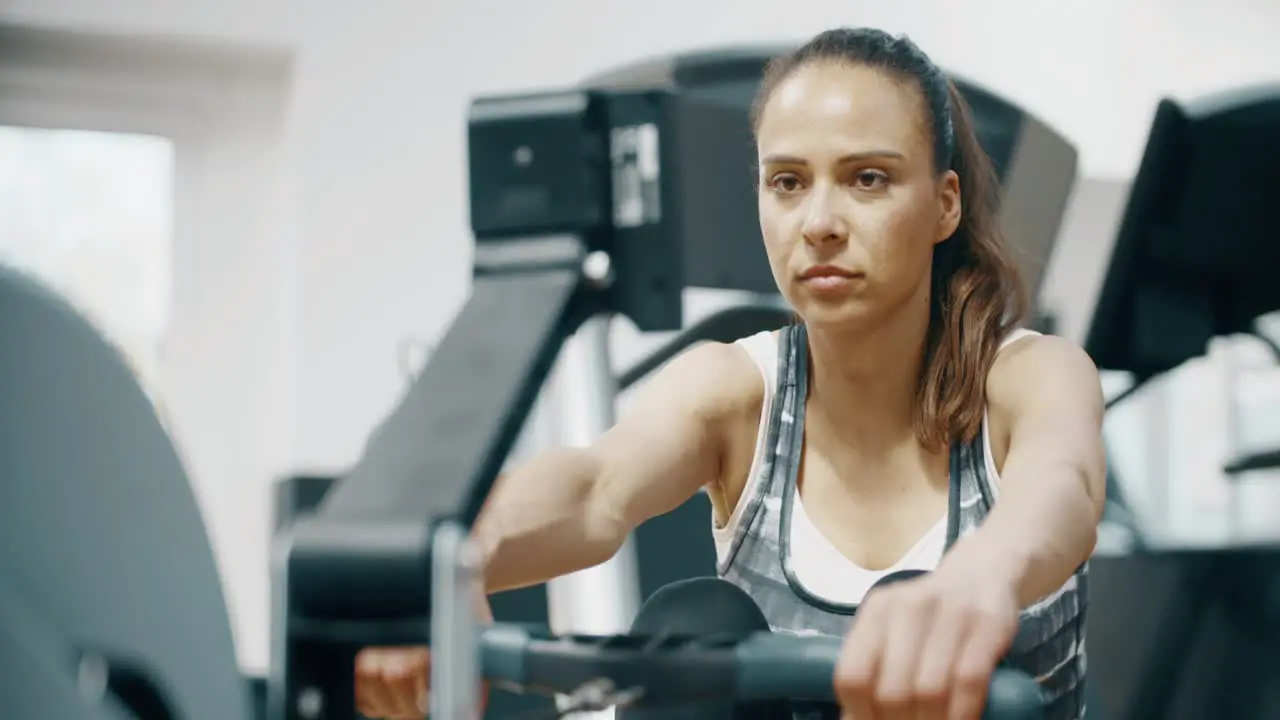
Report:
1222,339,1244,543
430,520,482,720
1148,372,1172,544
545,313,641,719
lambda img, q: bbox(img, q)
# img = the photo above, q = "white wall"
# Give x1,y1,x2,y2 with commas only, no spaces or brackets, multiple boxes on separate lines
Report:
3,0,1279,673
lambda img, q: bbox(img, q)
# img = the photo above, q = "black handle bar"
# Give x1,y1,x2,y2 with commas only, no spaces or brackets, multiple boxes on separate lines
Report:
480,624,1043,719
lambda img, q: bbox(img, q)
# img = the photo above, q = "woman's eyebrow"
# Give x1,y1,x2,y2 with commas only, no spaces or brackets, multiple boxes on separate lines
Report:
759,150,906,166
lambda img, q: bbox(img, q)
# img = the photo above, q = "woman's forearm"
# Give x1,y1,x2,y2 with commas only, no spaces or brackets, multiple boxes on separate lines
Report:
469,342,744,595
471,446,626,594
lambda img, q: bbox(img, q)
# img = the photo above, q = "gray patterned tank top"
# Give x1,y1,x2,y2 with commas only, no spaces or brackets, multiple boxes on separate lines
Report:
716,324,1088,719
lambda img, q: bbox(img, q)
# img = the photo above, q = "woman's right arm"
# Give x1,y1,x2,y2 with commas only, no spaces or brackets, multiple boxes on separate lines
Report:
476,338,757,591
355,341,760,719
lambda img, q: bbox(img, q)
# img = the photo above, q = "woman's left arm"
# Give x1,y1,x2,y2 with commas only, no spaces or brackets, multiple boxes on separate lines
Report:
955,334,1107,607
833,336,1106,720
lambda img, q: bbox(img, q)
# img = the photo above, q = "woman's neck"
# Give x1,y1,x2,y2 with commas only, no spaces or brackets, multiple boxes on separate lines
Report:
804,295,932,455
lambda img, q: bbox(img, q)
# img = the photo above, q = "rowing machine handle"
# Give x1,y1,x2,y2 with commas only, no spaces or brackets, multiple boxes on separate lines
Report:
736,633,1044,720
479,625,1043,720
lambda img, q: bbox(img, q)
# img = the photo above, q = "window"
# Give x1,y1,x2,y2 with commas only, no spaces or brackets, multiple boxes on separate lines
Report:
0,124,174,410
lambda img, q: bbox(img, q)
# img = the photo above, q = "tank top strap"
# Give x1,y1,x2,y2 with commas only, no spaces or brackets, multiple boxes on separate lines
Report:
734,330,781,393
949,423,996,544
950,326,1042,540
1000,327,1041,350
716,326,803,571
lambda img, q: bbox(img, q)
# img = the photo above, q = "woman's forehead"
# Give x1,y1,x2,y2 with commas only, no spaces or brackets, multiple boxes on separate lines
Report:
756,63,931,159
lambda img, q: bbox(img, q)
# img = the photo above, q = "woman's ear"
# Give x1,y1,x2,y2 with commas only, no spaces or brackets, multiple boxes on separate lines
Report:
935,169,962,244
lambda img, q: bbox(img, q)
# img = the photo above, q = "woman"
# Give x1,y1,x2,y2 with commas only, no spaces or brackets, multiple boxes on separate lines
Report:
356,27,1105,720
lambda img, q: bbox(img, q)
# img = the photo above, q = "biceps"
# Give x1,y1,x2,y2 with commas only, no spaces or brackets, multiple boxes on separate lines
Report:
589,405,719,533
992,336,1107,511
1007,412,1106,506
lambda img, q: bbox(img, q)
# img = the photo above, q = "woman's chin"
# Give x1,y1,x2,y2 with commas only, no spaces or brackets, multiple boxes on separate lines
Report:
794,302,876,332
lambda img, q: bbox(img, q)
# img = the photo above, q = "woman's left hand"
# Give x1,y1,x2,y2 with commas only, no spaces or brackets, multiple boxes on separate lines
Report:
833,559,1021,720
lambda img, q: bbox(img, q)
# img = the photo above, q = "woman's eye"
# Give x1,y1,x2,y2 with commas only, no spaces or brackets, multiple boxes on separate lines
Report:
769,174,802,194
854,170,889,189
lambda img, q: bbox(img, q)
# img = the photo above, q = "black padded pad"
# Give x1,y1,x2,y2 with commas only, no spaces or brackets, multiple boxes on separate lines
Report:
0,264,249,720
621,578,788,720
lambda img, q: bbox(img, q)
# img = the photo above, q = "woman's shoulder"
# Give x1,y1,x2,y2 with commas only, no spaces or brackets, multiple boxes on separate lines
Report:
985,330,1099,413
987,329,1047,396
659,338,767,422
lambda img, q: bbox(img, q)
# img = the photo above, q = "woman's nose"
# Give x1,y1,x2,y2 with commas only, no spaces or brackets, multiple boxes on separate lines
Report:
800,188,847,246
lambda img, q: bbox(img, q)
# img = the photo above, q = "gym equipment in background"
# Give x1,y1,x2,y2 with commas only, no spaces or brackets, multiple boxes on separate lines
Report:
271,474,557,717
1083,84,1280,720
1084,85,1280,378
0,264,251,720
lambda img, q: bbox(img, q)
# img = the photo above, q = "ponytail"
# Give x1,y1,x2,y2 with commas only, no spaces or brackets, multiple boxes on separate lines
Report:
913,81,1028,450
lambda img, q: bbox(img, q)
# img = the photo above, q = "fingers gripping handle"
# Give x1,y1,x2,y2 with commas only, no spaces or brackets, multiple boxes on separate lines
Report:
735,634,1044,720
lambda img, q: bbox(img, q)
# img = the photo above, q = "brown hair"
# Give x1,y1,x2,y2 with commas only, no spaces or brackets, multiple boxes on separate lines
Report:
751,28,1028,451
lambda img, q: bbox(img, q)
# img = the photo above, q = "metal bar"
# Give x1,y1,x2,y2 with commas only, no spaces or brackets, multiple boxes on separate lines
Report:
431,521,483,720
545,315,640,720
287,237,591,622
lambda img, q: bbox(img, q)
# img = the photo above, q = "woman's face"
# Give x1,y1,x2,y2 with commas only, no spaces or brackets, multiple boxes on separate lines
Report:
755,62,961,331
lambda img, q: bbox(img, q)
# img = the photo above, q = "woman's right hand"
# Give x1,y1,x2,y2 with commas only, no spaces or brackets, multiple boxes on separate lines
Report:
355,645,431,719
354,596,493,719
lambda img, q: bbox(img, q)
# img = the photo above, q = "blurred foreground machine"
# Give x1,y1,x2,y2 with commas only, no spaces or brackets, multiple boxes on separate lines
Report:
1083,86,1280,720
